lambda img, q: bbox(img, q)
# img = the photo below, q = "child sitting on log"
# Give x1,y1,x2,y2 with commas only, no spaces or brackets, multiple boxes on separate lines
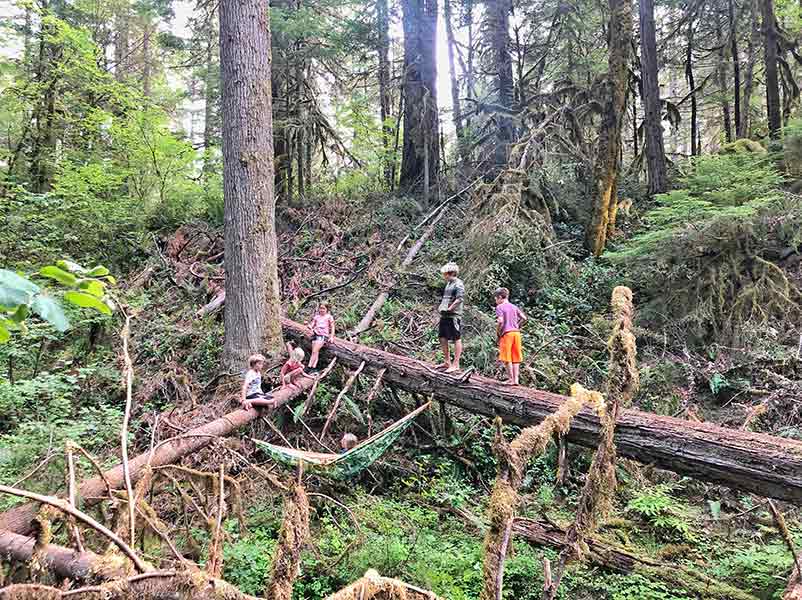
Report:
281,346,308,389
240,354,275,410
494,287,527,385
307,301,335,371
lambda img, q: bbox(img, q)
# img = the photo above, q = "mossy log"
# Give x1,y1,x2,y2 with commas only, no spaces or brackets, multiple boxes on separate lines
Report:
281,319,802,503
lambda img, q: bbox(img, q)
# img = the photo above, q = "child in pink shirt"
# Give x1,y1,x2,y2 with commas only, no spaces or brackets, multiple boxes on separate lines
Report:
307,302,335,371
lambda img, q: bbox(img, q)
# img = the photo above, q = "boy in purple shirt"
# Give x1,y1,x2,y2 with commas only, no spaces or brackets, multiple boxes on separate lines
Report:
494,287,527,385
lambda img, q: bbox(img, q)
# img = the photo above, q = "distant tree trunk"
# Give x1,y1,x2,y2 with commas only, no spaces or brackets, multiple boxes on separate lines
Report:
685,15,698,156
219,0,283,369
114,8,129,82
638,0,667,194
729,0,742,137
377,0,393,185
30,4,57,194
715,14,733,143
444,0,468,163
741,0,759,137
485,0,515,171
400,0,439,190
586,0,632,255
762,0,781,138
632,92,639,161
202,13,219,176
142,18,152,97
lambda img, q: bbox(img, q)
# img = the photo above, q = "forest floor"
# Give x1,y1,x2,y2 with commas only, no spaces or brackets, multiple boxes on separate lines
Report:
2,188,802,600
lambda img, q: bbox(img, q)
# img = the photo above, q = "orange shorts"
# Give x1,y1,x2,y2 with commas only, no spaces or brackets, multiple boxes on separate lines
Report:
498,331,523,364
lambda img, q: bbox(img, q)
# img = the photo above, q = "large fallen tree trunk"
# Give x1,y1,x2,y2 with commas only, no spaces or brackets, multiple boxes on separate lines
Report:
282,319,802,503
0,530,128,581
0,378,314,536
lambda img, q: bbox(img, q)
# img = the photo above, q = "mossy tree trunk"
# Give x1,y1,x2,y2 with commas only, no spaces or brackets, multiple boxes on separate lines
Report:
219,0,283,369
585,0,632,255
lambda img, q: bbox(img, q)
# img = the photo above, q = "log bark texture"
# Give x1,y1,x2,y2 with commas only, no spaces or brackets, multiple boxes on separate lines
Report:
282,319,802,503
0,378,313,536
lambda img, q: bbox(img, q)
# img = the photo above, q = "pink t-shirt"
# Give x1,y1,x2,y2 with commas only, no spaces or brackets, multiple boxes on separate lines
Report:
311,313,334,336
496,301,522,335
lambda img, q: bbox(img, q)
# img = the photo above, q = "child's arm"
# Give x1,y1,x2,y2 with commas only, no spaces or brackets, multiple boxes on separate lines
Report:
518,307,528,324
241,374,252,409
279,363,290,386
330,317,336,339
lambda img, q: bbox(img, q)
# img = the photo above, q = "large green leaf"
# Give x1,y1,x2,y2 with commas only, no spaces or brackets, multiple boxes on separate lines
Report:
9,304,29,323
56,260,88,274
32,296,70,332
0,323,9,343
0,269,40,295
87,265,110,277
40,266,79,287
0,285,30,308
64,291,112,315
78,279,105,298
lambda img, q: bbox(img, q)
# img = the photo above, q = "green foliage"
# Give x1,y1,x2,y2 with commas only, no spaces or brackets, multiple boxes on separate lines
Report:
626,482,697,542
711,542,796,599
0,261,114,342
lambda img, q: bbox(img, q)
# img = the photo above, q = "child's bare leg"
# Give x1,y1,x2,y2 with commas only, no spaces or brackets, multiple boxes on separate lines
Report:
503,361,514,384
512,363,520,385
446,340,463,372
309,340,323,368
438,338,451,368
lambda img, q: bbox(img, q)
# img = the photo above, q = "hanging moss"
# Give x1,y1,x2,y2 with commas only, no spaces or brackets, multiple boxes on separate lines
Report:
265,483,310,600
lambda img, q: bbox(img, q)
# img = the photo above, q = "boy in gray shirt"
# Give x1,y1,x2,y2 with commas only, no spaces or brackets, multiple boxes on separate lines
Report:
437,262,465,372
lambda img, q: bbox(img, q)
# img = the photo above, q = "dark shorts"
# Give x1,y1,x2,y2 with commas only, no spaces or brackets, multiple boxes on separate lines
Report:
438,316,462,341
311,334,329,343
246,392,272,400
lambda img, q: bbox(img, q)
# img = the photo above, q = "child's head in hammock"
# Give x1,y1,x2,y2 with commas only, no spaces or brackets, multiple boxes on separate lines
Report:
340,432,358,452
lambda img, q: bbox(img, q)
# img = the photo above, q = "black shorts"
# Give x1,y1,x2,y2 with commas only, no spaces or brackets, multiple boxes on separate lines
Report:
311,334,329,343
438,316,462,341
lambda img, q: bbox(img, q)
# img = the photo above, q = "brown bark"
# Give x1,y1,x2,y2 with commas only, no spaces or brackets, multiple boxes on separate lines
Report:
685,12,698,156
716,12,733,143
586,0,632,254
282,319,802,503
0,379,312,536
639,0,668,194
444,0,468,163
762,0,781,137
484,0,515,171
730,0,742,138
377,0,394,185
400,0,439,190
219,0,283,368
741,0,760,137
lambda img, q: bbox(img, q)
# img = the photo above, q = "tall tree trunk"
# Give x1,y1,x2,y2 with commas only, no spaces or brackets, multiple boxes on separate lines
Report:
685,14,698,156
29,4,57,194
377,0,394,185
638,0,667,194
444,0,468,163
400,0,439,190
729,0,742,137
716,13,733,142
485,0,515,172
762,0,781,138
586,0,632,255
741,0,759,137
219,0,283,368
114,6,129,82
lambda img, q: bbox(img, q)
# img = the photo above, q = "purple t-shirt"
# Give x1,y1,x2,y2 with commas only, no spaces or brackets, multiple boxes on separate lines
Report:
496,301,522,335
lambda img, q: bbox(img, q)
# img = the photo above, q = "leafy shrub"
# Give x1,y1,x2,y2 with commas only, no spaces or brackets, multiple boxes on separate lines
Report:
626,482,697,542
711,542,795,599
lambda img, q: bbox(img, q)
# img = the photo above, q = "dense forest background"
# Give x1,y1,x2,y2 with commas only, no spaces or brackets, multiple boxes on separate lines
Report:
1,0,802,595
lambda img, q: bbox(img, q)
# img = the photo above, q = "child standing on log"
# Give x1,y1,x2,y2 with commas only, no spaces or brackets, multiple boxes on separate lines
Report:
307,302,335,371
241,354,275,410
494,287,527,385
281,347,308,389
437,262,465,373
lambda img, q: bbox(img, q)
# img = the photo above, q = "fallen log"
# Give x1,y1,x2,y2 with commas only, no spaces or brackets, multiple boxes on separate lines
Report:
282,318,802,503
0,377,314,536
0,530,127,581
